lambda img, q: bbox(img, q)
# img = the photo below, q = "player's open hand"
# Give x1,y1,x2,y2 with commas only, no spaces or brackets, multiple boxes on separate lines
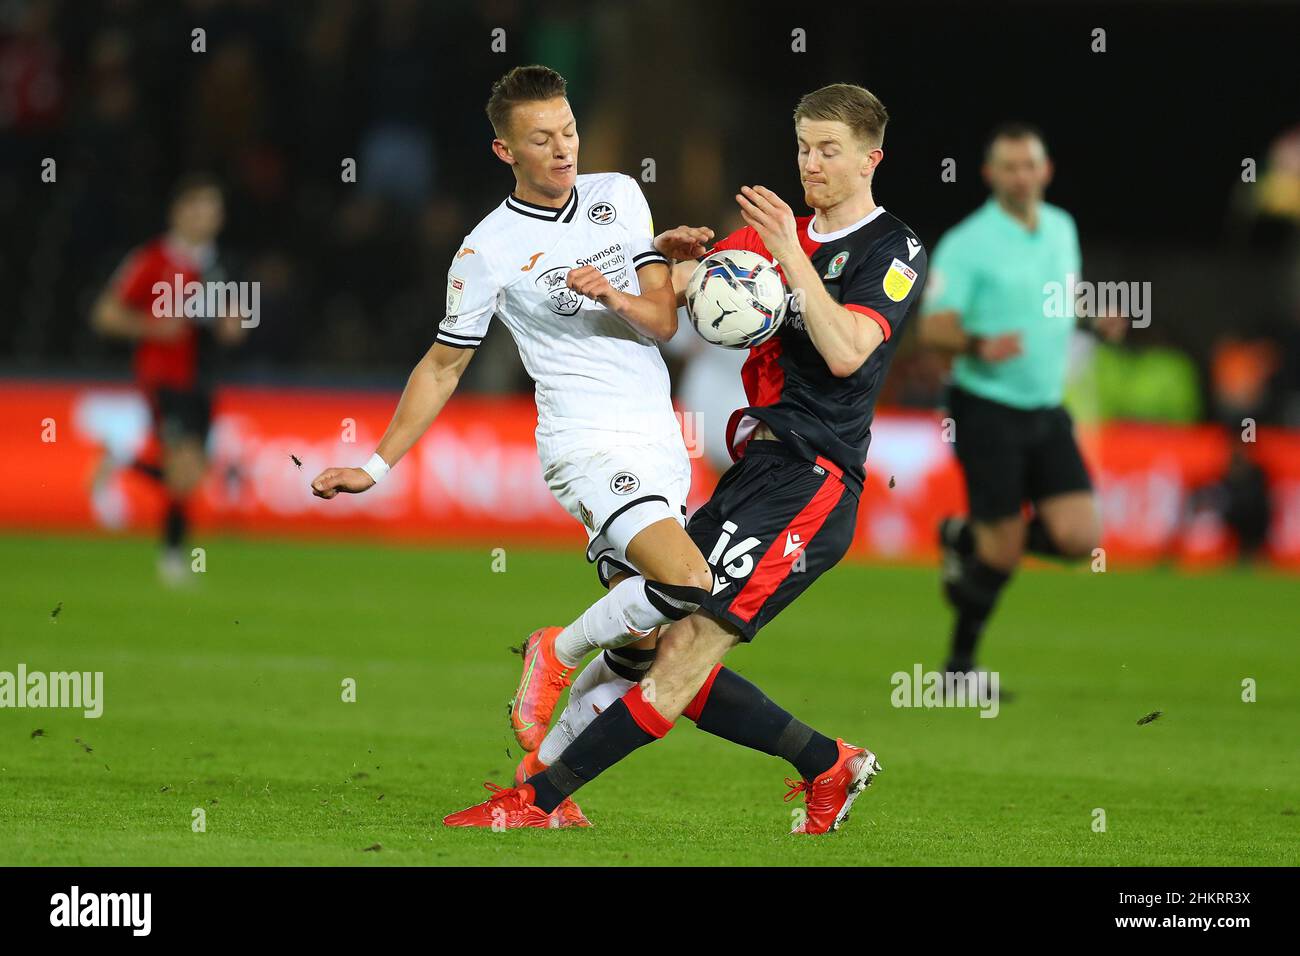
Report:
975,332,1023,362
311,466,374,499
566,264,615,304
736,185,799,262
654,225,714,261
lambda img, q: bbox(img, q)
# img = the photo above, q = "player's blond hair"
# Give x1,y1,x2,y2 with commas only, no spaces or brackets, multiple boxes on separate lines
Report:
794,84,888,150
486,65,568,139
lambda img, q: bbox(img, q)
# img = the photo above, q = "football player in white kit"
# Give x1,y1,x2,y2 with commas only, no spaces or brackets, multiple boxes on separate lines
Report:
310,65,716,826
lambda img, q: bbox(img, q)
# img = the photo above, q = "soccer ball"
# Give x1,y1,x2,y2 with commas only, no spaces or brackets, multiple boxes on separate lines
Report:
685,249,787,349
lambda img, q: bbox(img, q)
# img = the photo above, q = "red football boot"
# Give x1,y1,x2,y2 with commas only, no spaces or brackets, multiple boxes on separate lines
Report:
509,626,575,751
511,752,591,827
785,739,882,835
442,782,576,829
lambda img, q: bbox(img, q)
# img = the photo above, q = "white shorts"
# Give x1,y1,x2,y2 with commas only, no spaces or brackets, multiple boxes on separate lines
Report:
543,435,692,586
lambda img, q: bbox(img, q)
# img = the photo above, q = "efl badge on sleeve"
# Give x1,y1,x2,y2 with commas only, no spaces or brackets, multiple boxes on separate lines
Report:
883,258,917,302
446,276,465,316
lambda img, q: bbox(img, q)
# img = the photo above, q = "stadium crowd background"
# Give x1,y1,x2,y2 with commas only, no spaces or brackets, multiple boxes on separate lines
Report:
2,0,1300,421
4,1,1299,451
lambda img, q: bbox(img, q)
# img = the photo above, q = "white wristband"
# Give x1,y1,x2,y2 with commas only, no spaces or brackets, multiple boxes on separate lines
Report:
361,453,390,484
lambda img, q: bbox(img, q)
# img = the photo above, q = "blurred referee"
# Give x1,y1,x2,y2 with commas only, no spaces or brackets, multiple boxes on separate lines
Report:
918,123,1124,680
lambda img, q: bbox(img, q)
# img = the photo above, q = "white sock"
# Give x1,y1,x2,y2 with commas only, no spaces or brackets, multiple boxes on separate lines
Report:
539,654,635,765
552,575,668,667
553,574,676,665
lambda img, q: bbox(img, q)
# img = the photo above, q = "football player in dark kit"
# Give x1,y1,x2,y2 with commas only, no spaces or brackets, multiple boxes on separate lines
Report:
445,83,927,833
92,173,246,583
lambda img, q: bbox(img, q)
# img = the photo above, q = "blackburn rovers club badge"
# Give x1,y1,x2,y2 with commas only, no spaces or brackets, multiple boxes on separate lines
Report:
824,250,850,279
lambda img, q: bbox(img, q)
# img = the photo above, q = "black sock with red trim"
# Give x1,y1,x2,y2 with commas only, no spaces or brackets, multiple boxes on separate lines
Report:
526,684,671,814
685,665,839,781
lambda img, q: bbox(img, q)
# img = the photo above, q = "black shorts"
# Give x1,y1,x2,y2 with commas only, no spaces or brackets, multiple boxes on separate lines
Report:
685,440,859,641
150,388,212,446
948,385,1092,522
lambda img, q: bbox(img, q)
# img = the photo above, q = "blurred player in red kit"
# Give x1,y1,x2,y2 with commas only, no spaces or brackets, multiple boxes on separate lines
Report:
91,173,246,583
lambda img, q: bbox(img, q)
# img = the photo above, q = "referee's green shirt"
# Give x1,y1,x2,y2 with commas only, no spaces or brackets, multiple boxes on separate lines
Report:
923,198,1081,410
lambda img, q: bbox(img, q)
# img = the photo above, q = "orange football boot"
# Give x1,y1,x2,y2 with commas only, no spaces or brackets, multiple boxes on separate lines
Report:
556,798,592,827
513,749,548,786
784,739,882,834
509,626,575,751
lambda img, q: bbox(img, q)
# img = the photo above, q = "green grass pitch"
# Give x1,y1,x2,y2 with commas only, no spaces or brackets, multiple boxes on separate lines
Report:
1,533,1296,866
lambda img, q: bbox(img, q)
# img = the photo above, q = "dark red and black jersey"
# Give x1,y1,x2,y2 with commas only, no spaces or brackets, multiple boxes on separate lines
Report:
712,208,927,490
109,237,213,392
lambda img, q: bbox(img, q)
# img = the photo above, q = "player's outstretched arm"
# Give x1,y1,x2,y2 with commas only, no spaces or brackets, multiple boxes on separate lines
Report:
310,342,473,499
668,261,696,308
652,225,715,307
565,261,679,342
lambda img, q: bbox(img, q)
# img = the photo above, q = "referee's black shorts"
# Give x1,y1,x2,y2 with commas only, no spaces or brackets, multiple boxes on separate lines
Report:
685,440,858,642
947,384,1093,522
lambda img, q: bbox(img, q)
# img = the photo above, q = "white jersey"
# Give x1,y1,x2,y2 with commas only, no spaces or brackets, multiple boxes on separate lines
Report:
438,172,678,465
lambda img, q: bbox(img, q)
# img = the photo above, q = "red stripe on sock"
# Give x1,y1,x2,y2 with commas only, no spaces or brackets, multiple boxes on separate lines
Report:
622,684,674,738
683,663,724,723
727,472,846,623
